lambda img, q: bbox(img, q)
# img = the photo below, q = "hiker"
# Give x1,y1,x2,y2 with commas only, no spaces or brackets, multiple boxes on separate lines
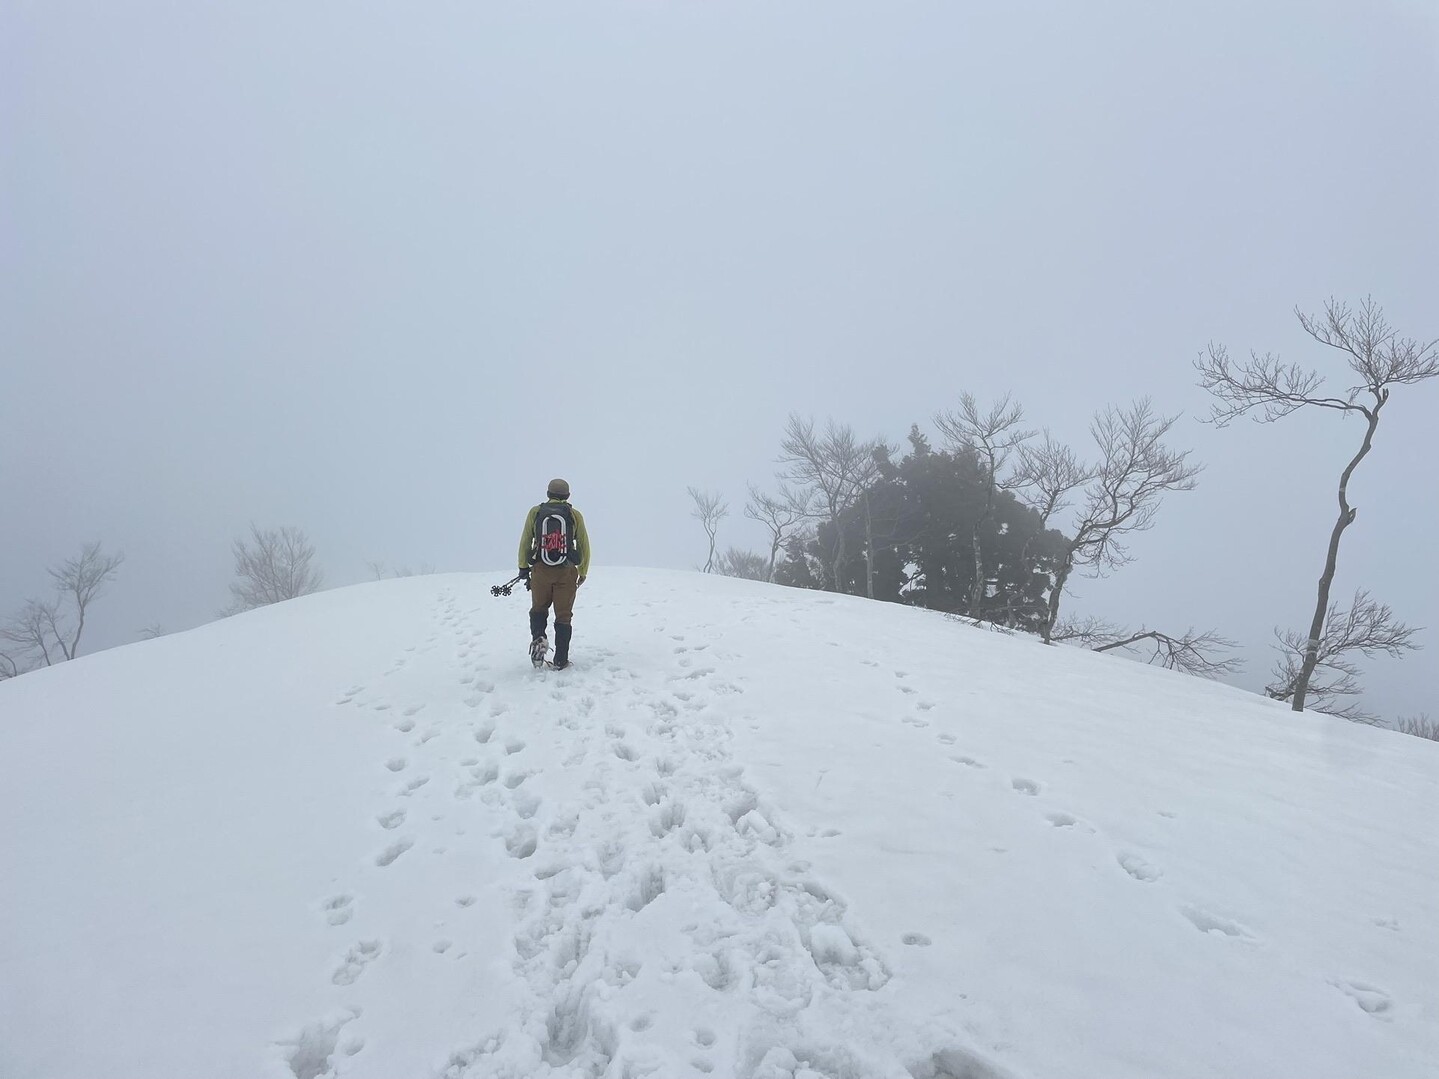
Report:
518,478,590,669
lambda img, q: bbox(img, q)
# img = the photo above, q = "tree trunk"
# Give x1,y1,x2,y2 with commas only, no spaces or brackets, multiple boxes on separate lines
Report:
1292,396,1383,712
863,489,875,600
1040,552,1076,644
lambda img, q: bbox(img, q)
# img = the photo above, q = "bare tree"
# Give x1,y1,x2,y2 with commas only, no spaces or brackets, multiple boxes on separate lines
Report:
137,623,167,641
48,543,125,660
1093,627,1240,678
1395,715,1439,742
715,547,770,581
1265,590,1420,722
1037,400,1201,643
687,487,729,574
935,393,1035,617
1050,615,1239,677
1,543,124,674
1198,297,1439,713
226,525,323,614
1005,431,1093,627
777,415,884,593
743,484,813,582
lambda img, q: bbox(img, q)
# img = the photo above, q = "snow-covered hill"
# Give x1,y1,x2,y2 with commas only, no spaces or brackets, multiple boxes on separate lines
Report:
2,570,1435,1079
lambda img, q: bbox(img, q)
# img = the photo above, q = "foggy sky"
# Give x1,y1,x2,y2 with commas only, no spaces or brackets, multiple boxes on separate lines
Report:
4,2,1437,721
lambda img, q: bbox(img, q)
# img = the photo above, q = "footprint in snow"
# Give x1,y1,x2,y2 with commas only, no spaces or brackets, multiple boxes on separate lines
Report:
504,739,525,755
1011,777,1040,795
280,1010,362,1079
510,788,542,820
950,756,985,769
385,758,407,772
401,775,429,794
1046,813,1078,828
1117,852,1162,882
1180,905,1254,940
377,809,406,830
392,718,415,733
1333,979,1393,1017
331,940,382,985
375,838,413,867
504,825,538,860
323,894,353,926
936,733,957,745
403,704,425,716
902,933,932,946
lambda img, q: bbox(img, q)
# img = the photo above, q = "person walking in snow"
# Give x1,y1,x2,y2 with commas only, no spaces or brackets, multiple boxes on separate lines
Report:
518,478,590,670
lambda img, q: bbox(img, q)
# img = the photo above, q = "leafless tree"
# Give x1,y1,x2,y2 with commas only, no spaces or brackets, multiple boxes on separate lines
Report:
777,415,884,594
1265,590,1420,722
1395,714,1438,742
1094,628,1240,678
1,543,124,675
935,393,1036,617
1198,297,1439,713
1036,401,1201,643
137,623,166,640
1003,431,1092,627
226,525,323,614
687,487,729,574
743,484,813,582
1050,615,1239,677
48,543,125,660
715,547,770,581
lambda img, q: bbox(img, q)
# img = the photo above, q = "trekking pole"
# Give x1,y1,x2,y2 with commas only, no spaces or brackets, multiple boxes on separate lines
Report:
490,574,525,598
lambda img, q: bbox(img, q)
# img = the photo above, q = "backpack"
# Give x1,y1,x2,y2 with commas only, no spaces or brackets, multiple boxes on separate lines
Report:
532,502,581,568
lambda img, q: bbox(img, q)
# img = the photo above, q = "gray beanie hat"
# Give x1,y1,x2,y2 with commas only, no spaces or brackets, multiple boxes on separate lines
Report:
547,477,571,499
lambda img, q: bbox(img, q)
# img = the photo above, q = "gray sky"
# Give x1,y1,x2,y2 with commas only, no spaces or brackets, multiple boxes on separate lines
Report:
4,1,1436,720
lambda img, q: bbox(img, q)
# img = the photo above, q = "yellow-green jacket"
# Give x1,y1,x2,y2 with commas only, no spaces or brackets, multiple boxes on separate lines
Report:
518,500,591,576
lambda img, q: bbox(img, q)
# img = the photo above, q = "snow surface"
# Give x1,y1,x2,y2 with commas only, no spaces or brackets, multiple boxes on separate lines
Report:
1,569,1436,1079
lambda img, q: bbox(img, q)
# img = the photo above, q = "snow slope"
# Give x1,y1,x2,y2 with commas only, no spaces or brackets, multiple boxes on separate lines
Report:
2,570,1436,1079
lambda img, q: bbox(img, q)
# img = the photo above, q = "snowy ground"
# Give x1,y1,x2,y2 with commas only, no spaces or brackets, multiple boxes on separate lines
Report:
2,569,1436,1079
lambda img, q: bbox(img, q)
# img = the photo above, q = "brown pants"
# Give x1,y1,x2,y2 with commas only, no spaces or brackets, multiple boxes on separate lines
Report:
530,563,579,623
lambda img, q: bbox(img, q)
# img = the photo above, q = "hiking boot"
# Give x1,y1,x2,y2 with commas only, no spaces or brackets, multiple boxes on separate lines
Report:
554,622,572,669
529,635,548,667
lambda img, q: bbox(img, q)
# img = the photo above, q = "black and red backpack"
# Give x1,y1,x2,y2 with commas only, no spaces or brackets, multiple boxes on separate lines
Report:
532,503,582,568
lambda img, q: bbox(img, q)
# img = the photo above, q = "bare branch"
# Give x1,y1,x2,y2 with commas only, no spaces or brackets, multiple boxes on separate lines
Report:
226,525,323,614
777,415,885,592
935,392,1037,616
933,392,1035,488
715,547,769,582
1037,401,1201,643
1297,296,1439,394
1395,714,1439,741
1092,626,1243,678
744,483,813,582
687,487,729,574
47,542,124,659
1265,589,1420,721
1195,343,1357,426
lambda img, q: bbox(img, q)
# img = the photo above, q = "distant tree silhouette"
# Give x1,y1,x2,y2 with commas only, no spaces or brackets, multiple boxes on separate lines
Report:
226,525,322,614
1,542,124,677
